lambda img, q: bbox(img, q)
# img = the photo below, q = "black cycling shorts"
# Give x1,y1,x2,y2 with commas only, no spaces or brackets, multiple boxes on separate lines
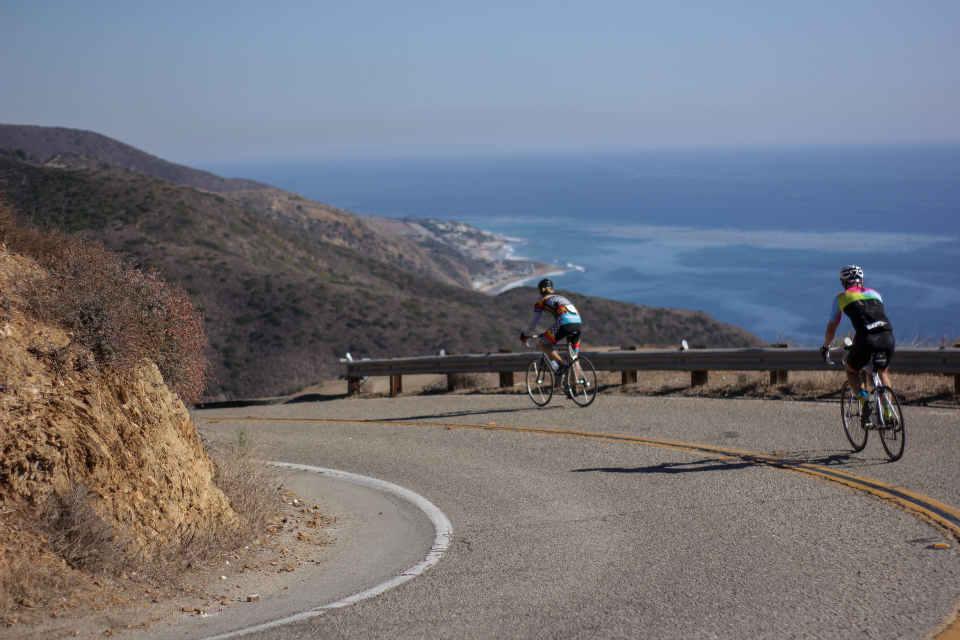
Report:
848,330,895,371
544,322,581,348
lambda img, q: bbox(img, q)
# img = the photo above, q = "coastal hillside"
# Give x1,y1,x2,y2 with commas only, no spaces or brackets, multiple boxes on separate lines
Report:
221,187,477,289
0,124,492,289
0,124,269,193
0,145,761,399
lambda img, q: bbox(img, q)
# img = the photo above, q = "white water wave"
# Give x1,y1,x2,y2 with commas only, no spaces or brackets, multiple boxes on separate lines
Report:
590,225,956,252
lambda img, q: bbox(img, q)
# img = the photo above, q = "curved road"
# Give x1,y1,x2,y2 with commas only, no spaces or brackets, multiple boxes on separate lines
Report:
194,394,960,639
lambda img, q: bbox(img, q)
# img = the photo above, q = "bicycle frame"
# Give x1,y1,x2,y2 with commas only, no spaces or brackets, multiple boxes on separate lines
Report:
826,341,905,460
523,335,596,407
524,336,578,367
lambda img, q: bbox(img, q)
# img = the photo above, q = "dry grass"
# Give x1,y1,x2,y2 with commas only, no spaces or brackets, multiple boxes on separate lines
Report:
600,369,957,406
419,372,496,394
207,429,282,542
1,432,282,613
0,199,212,401
129,432,281,583
31,485,137,577
404,368,956,407
0,557,84,614
446,372,487,391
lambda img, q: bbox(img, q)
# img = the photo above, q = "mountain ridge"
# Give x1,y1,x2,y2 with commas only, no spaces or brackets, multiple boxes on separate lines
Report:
0,126,762,398
0,124,270,193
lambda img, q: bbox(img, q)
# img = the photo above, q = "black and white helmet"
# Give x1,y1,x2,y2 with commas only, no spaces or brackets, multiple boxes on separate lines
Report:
840,265,864,284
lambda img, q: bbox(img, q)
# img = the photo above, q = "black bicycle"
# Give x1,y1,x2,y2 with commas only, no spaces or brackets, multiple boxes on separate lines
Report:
825,339,905,461
523,335,597,407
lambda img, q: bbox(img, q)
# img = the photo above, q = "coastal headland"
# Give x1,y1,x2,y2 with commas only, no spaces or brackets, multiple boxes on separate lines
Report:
363,216,562,294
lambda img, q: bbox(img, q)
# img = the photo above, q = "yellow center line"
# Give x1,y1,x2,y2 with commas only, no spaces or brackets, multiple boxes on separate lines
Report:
201,415,960,639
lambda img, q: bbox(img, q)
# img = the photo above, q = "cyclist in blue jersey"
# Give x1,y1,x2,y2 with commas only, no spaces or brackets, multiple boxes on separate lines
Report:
520,279,583,377
820,265,896,420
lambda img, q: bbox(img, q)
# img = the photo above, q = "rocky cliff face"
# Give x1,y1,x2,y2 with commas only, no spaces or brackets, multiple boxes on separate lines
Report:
0,250,234,548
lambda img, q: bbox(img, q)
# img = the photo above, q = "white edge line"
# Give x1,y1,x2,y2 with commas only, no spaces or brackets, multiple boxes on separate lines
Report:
199,462,453,640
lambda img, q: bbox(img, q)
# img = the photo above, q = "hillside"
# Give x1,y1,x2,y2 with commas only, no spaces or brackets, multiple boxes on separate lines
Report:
0,154,760,400
221,187,474,288
0,125,488,289
0,124,268,192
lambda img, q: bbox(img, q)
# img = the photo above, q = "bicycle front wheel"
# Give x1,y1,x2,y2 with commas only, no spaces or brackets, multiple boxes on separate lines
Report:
840,382,867,452
876,386,905,461
526,358,554,407
567,358,597,407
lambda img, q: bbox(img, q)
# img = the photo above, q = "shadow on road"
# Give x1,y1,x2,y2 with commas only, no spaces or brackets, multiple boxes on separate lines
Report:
573,459,755,475
769,450,894,468
284,393,345,404
573,449,895,476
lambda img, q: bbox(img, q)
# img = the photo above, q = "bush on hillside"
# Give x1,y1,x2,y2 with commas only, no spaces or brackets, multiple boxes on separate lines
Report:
0,198,211,401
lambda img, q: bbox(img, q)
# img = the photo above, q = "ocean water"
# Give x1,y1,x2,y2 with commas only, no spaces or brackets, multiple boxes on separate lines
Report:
202,145,960,344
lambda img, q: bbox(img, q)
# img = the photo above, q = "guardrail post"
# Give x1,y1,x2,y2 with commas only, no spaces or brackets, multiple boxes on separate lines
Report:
390,375,402,397
620,345,637,384
690,344,708,387
769,344,789,385
498,349,514,388
955,374,959,398
347,376,362,397
446,352,459,391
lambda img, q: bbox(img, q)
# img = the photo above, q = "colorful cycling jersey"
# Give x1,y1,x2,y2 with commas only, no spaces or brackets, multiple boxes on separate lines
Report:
534,294,581,323
828,286,892,335
524,294,582,336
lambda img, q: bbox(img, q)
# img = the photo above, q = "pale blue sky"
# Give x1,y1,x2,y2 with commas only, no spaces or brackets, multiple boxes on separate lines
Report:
1,0,958,163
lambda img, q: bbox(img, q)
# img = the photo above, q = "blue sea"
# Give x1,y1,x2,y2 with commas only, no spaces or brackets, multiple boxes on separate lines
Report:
202,145,960,344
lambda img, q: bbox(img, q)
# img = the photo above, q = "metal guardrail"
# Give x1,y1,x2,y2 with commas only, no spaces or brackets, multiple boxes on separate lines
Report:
341,347,960,379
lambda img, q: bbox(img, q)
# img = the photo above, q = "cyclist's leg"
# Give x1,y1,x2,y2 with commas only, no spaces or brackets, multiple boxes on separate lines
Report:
844,363,863,393
874,332,895,389
563,324,582,357
845,336,873,393
539,322,565,367
878,369,892,388
550,323,580,363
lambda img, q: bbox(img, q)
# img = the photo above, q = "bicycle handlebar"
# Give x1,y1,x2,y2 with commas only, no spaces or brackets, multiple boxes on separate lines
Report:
824,344,852,367
522,334,542,349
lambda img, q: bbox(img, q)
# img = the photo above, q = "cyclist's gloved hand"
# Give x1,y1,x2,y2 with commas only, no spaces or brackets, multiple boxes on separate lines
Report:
519,332,528,344
819,345,829,361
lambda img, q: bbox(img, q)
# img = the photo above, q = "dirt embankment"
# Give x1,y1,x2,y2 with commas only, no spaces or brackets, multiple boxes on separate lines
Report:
0,249,234,566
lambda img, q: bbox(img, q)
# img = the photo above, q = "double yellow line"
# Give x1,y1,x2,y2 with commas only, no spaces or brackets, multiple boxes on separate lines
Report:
201,416,960,639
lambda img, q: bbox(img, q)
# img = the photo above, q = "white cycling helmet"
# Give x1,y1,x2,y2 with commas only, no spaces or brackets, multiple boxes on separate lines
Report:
840,265,864,284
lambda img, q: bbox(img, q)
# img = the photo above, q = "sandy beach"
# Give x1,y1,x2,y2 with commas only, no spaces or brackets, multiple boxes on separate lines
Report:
480,267,569,295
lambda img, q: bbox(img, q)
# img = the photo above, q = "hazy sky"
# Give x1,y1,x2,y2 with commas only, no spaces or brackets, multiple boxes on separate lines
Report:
2,1,958,163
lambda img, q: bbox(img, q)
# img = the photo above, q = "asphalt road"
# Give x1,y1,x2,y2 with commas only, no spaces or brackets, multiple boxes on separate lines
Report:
192,394,960,639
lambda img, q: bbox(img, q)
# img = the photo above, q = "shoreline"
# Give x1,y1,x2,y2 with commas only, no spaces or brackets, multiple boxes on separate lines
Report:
480,267,569,295
361,214,585,298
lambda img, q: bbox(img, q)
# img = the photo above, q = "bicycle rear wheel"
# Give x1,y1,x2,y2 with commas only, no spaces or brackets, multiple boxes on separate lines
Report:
526,358,554,407
840,382,867,452
876,386,905,461
567,358,597,407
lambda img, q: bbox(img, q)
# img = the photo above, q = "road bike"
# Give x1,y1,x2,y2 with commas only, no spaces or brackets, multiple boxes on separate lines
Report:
825,339,905,461
523,335,597,407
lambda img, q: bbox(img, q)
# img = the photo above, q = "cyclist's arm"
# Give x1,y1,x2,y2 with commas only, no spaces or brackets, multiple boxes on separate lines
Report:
823,297,843,347
823,321,839,350
524,311,542,337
